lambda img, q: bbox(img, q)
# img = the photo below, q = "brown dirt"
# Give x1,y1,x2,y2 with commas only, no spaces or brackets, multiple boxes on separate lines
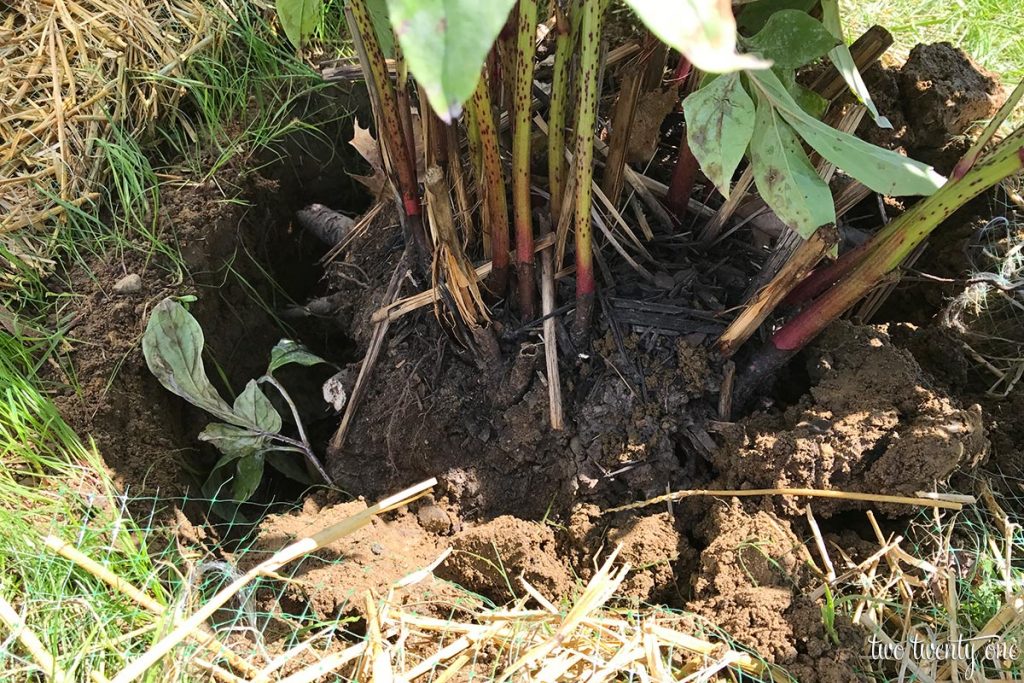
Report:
243,492,470,621
48,170,271,501
855,42,1002,173
326,223,723,521
714,321,989,516
436,516,573,603
686,501,866,680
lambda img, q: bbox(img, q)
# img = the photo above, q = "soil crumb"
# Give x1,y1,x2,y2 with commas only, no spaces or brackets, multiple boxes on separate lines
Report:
716,321,989,515
607,511,694,604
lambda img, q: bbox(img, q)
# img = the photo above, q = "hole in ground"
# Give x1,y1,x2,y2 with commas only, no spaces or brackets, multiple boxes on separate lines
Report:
48,92,376,532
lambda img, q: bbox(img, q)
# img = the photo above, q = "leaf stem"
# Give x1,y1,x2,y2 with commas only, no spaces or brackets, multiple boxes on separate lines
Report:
735,128,1024,410
548,0,580,222
259,375,332,485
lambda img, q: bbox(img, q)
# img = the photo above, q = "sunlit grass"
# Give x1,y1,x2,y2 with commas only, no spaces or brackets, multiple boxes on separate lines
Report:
845,0,1024,84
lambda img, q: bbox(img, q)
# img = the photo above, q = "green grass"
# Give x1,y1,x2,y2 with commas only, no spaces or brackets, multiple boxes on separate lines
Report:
0,334,172,680
845,0,1024,84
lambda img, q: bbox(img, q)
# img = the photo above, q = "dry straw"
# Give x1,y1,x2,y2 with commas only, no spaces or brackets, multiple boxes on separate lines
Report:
14,476,790,683
0,0,214,286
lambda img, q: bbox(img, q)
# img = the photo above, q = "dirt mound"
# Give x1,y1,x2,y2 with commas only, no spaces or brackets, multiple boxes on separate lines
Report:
857,42,1002,172
246,493,466,621
607,511,694,604
687,502,863,680
437,516,573,603
715,321,989,515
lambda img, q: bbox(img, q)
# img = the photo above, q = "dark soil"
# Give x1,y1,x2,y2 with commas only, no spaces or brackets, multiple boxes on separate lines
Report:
42,42,1019,681
855,42,1002,174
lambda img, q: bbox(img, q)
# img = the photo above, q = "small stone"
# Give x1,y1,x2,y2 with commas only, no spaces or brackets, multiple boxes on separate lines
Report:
370,542,384,555
112,273,142,295
653,271,674,290
569,436,584,457
416,504,452,534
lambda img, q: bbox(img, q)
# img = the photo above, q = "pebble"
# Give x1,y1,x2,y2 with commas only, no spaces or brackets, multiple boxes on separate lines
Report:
416,504,452,534
112,273,142,295
370,542,384,555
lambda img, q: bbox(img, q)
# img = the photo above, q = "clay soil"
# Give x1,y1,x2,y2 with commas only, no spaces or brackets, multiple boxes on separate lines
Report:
43,43,1020,681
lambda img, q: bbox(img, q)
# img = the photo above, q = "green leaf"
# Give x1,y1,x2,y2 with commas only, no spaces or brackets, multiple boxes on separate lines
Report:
744,10,838,70
774,68,828,118
790,82,828,119
384,0,517,122
684,73,755,198
266,451,315,484
737,0,816,34
819,0,890,128
365,0,395,56
233,453,265,501
233,380,282,433
267,339,326,375
276,0,323,49
624,0,769,74
143,298,238,425
749,69,946,196
750,92,835,238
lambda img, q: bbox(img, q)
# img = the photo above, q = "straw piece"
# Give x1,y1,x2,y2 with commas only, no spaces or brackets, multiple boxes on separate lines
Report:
42,535,260,679
109,479,437,683
605,487,972,513
0,593,71,683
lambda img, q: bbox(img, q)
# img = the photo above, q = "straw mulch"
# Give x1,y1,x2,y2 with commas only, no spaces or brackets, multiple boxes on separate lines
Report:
0,0,215,287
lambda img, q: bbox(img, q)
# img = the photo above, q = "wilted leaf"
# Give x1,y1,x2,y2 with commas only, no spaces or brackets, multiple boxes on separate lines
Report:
749,69,945,196
820,0,890,128
744,10,838,70
276,0,323,49
233,452,265,501
684,73,755,198
350,118,385,175
201,423,270,502
233,380,282,433
268,339,326,375
750,93,835,238
384,0,517,122
143,298,238,425
200,423,266,464
625,0,770,73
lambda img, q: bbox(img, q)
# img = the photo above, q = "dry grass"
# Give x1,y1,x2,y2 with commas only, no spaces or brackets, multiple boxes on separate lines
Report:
0,0,215,287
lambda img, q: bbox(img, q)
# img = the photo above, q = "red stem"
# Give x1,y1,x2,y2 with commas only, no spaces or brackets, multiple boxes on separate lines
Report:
665,56,695,221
